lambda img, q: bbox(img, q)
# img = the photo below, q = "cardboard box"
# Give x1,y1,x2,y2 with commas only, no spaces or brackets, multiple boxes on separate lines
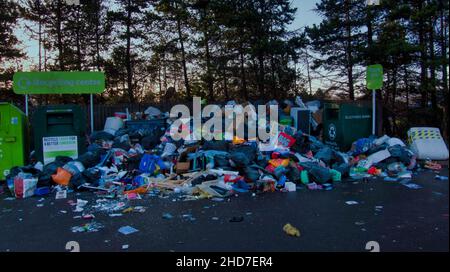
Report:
312,109,323,124
176,161,190,174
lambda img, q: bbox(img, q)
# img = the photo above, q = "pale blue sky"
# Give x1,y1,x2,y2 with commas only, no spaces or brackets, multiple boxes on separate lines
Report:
17,0,321,69
290,0,321,31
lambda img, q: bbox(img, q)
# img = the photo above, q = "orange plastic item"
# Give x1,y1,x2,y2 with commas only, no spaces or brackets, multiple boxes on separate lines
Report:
124,186,148,195
51,167,72,186
232,136,246,145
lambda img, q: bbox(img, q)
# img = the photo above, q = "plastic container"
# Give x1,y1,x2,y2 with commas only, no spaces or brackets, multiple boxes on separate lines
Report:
114,112,127,119
285,182,296,192
104,117,124,135
34,186,50,196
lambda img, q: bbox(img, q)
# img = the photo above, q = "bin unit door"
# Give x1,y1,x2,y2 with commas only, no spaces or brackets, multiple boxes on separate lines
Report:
323,102,372,151
33,105,86,164
0,103,26,180
323,103,341,150
340,103,372,151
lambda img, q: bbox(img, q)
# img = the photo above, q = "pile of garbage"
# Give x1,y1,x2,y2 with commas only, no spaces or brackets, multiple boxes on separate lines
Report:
3,99,447,203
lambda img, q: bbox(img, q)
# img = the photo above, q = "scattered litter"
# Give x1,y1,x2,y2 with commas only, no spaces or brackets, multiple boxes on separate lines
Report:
375,205,383,213
384,177,399,182
162,213,174,220
435,175,448,181
212,217,219,220
82,214,95,219
55,190,67,200
122,207,134,213
122,244,129,250
118,226,139,235
283,223,300,237
109,213,123,217
182,214,196,221
345,201,359,205
133,206,146,213
307,183,322,190
402,183,422,189
71,222,103,233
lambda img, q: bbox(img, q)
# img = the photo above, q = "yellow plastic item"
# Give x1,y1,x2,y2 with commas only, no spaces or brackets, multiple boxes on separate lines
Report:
283,223,300,237
122,207,134,213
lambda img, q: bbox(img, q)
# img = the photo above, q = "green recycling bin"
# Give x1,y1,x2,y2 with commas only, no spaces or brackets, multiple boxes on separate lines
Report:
322,101,372,151
0,103,28,180
32,105,86,165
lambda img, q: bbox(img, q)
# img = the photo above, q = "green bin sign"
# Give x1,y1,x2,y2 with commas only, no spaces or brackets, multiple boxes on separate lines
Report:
13,71,105,94
366,64,383,90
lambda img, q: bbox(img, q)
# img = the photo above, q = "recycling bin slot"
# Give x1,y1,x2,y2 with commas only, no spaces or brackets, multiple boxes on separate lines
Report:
325,108,339,120
46,113,75,134
5,137,16,142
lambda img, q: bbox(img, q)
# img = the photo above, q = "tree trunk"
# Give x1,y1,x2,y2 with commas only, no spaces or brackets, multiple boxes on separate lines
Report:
366,5,373,64
345,0,354,100
404,66,409,110
429,17,437,112
270,54,276,99
175,9,190,98
418,2,428,108
239,43,248,100
439,0,449,140
95,0,101,70
440,1,449,94
257,53,265,97
392,67,398,135
125,0,134,103
222,63,229,100
38,0,42,72
158,65,162,94
163,53,168,93
305,51,313,96
203,15,214,102
56,0,64,71
76,9,82,70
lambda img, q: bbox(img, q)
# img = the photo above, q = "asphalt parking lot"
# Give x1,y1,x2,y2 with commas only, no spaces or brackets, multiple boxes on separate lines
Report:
0,168,448,252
